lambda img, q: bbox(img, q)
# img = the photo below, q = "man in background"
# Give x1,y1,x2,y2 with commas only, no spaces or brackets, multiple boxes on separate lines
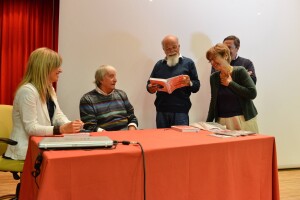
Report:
80,65,138,132
147,35,200,128
212,35,257,84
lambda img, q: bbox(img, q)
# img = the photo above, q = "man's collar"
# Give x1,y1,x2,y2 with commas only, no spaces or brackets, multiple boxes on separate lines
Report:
232,55,239,61
96,87,114,96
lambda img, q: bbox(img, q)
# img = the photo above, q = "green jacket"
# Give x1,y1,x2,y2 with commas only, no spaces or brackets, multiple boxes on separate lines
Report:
207,66,258,122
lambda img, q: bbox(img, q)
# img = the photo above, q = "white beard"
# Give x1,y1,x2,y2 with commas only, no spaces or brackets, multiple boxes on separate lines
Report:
166,54,179,67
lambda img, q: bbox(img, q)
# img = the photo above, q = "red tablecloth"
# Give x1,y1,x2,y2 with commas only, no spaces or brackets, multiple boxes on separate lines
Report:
19,129,279,200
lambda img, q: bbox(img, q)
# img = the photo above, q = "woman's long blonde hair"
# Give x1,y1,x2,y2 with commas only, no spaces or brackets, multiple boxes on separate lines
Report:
18,47,62,102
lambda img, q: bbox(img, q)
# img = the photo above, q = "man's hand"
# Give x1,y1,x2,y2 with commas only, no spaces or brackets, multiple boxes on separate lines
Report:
148,83,161,93
128,125,137,130
181,75,191,86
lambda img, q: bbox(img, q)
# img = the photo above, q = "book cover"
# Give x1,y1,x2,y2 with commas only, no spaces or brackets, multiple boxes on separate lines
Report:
149,75,187,94
171,125,200,132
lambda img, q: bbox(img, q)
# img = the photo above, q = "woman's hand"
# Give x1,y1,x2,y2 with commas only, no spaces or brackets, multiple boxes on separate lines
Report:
60,120,84,133
220,73,232,86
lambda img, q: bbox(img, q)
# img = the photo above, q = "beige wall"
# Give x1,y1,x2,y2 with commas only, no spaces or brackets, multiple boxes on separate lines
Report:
57,0,300,168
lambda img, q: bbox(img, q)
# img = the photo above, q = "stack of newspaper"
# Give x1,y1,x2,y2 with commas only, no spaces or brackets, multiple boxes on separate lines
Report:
211,129,256,137
190,122,256,137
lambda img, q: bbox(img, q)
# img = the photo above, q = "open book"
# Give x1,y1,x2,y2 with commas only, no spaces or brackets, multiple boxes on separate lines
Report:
190,122,226,131
149,75,187,94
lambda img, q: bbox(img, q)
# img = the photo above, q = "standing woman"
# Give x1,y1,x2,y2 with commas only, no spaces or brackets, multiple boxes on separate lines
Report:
5,47,84,160
206,43,258,132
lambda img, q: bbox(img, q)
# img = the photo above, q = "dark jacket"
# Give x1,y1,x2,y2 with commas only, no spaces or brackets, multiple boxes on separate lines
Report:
207,66,257,122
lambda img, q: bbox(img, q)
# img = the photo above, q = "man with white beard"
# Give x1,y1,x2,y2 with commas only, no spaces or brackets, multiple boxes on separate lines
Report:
147,35,200,128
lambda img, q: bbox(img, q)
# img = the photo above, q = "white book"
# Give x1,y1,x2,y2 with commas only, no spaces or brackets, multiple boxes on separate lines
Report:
190,122,226,131
211,130,256,137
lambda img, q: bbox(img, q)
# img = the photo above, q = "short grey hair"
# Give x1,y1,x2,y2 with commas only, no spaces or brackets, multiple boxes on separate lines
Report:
94,65,114,87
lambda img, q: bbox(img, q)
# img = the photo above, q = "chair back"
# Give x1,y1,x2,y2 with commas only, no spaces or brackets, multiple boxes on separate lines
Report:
0,105,13,155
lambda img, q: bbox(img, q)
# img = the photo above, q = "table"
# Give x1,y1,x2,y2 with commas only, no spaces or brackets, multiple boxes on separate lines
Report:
19,129,279,200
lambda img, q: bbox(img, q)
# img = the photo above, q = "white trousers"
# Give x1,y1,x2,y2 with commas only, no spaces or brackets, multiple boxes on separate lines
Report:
217,115,259,133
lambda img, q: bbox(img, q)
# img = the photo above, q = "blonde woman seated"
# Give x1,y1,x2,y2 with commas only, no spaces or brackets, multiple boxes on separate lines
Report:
5,47,84,160
206,43,258,132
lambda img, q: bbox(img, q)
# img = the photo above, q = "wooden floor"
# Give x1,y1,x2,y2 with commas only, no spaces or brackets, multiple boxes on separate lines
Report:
0,169,299,199
278,169,300,200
